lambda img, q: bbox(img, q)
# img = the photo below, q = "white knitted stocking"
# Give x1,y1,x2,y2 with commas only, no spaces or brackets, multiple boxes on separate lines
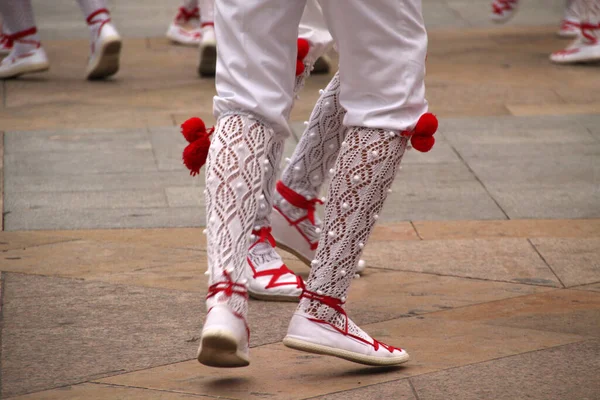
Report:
297,126,409,340
205,113,274,317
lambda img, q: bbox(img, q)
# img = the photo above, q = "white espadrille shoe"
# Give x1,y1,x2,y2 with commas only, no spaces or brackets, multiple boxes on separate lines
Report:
197,23,217,77
85,9,121,80
198,277,250,368
284,290,410,366
490,0,519,23
246,227,304,302
166,7,202,46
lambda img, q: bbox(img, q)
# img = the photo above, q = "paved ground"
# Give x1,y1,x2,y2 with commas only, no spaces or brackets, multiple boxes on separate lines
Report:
1,1,599,399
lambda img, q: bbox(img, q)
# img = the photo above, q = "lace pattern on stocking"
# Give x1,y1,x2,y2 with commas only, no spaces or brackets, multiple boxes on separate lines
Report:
254,138,284,228
205,113,274,317
298,127,409,338
276,72,347,244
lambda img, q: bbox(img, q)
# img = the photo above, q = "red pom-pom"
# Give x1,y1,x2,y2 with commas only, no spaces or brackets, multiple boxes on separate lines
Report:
296,59,305,76
413,113,438,136
411,136,435,152
297,38,310,61
182,136,211,176
181,117,207,143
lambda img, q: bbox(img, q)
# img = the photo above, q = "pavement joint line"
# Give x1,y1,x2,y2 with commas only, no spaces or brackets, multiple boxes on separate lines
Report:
408,377,421,400
367,265,562,288
88,381,237,400
567,280,600,290
395,338,595,383
409,221,424,240
526,238,566,289
303,377,412,400
0,271,5,395
448,141,510,221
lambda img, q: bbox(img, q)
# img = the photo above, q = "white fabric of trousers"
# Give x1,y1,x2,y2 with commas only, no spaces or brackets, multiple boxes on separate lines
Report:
213,0,429,136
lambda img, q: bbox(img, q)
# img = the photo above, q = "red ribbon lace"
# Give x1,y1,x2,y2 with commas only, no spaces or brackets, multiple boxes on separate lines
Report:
276,181,323,225
206,269,248,300
5,27,40,49
301,289,401,353
492,0,518,15
177,6,200,22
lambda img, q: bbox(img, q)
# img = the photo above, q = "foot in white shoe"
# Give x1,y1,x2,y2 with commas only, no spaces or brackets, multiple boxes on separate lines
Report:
86,10,121,80
198,24,216,77
490,0,519,23
557,19,580,39
271,181,322,266
198,276,251,368
247,227,304,302
0,47,49,79
284,290,409,366
551,34,600,64
166,7,202,46
0,28,49,79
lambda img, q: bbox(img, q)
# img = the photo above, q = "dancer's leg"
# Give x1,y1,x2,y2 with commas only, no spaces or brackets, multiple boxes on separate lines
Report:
166,0,201,46
284,0,433,366
197,0,217,76
76,0,121,79
559,0,582,38
551,0,600,63
197,0,306,368
0,0,49,79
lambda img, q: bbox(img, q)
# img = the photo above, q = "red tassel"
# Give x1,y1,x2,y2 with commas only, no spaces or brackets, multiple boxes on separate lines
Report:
181,117,207,143
296,38,310,76
181,117,214,176
296,59,305,76
297,38,310,61
410,113,438,153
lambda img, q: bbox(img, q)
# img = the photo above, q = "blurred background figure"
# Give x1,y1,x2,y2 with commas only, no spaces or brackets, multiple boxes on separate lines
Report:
551,0,600,62
491,0,582,38
165,0,217,77
0,0,121,80
167,0,331,78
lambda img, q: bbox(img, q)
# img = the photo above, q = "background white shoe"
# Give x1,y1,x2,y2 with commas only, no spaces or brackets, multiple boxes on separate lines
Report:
86,22,121,80
166,22,202,46
0,47,49,79
197,304,250,368
166,7,202,46
198,24,217,77
551,36,600,64
490,0,519,23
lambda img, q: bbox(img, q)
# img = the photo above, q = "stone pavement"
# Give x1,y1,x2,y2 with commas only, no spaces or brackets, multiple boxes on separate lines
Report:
1,1,600,399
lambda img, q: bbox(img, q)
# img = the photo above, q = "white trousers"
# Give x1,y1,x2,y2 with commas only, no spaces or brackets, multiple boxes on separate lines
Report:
213,0,429,137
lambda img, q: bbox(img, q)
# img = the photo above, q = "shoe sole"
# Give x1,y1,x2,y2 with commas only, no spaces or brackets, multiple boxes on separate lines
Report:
283,337,410,366
248,290,300,302
197,329,250,368
87,39,121,80
274,241,312,267
198,45,216,77
274,233,366,276
0,63,49,79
